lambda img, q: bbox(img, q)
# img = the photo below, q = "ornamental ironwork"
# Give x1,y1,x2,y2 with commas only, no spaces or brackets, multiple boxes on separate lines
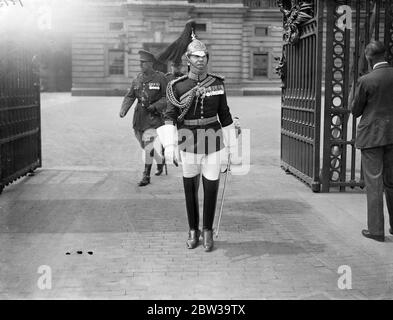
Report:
277,0,314,44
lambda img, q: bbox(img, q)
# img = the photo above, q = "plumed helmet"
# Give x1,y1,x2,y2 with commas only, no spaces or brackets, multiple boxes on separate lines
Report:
157,20,209,63
186,36,208,58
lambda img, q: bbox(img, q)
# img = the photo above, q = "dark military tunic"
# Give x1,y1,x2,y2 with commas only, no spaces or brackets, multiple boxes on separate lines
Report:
165,74,233,154
122,70,168,132
165,71,185,83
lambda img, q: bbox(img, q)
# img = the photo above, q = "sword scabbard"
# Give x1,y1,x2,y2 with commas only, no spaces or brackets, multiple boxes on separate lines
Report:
215,153,231,238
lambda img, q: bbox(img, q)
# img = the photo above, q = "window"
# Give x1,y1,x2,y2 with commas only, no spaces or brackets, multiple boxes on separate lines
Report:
151,21,165,31
109,22,124,31
244,0,278,8
195,23,207,33
108,49,124,75
253,53,268,77
255,25,269,37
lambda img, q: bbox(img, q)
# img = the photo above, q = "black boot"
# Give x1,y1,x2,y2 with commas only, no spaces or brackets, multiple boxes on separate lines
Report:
138,164,152,187
155,163,164,176
202,229,213,252
183,175,201,249
187,229,201,249
202,176,220,252
154,146,166,176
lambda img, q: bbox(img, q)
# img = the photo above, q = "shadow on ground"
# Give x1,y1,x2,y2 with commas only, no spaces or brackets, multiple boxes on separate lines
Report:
217,239,325,261
226,199,313,215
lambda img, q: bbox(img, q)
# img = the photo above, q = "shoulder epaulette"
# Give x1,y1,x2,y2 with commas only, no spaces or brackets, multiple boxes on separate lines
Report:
208,73,225,81
170,74,188,86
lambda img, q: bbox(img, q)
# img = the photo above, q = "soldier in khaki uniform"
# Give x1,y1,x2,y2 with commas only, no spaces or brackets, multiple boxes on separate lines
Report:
120,50,168,186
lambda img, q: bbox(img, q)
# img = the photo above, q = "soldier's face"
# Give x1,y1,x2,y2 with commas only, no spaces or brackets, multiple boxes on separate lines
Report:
188,54,208,71
140,61,153,73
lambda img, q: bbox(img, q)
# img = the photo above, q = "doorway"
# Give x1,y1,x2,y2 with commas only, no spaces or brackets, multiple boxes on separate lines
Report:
253,52,269,78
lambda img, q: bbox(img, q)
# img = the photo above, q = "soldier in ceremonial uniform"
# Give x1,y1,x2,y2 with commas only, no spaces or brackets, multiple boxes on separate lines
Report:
157,31,239,252
119,50,168,186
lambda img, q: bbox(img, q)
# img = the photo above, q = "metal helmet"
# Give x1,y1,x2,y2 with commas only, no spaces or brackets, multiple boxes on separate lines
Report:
186,32,208,58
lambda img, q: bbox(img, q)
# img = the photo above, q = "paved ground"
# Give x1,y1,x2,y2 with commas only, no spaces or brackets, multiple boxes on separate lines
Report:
1,93,393,300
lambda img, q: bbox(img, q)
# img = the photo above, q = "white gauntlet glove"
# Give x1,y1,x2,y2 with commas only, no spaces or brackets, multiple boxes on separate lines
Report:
222,123,241,165
164,145,178,166
157,124,179,166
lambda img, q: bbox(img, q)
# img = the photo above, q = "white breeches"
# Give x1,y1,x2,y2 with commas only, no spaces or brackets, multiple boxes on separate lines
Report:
180,149,226,180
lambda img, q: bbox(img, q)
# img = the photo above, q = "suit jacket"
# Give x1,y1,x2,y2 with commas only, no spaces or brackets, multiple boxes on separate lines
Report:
351,63,393,149
120,70,168,131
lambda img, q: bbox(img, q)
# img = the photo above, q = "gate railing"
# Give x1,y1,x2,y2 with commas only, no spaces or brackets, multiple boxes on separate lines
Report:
281,0,393,192
0,38,42,194
280,0,323,192
321,0,393,192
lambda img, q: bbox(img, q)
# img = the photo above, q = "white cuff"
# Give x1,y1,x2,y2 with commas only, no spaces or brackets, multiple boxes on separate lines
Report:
157,124,177,148
222,123,237,148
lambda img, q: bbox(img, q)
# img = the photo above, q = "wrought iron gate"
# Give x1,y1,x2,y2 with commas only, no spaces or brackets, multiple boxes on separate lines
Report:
321,0,393,191
280,0,393,192
280,0,324,192
0,38,42,194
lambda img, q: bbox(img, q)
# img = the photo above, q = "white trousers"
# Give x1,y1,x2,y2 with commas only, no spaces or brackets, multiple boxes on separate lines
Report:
180,149,226,180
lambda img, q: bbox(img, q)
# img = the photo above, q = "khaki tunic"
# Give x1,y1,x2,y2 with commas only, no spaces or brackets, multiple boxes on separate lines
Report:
121,71,168,132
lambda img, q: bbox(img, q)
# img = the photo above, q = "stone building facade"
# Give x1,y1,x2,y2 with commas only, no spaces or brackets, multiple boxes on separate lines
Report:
71,0,284,96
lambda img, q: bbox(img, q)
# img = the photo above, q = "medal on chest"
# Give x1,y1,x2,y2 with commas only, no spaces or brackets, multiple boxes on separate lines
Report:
205,85,224,96
148,82,160,90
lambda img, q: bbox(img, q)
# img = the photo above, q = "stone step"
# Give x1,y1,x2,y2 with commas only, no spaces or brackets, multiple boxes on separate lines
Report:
241,80,282,88
227,87,282,96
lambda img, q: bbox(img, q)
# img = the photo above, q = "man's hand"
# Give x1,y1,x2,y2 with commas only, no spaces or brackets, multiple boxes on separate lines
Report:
119,98,137,118
146,104,156,113
222,124,241,165
119,110,127,118
164,145,178,166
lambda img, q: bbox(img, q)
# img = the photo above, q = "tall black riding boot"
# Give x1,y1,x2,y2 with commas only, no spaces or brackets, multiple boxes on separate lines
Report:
138,164,152,187
154,146,166,176
202,175,220,252
155,164,164,176
183,175,201,249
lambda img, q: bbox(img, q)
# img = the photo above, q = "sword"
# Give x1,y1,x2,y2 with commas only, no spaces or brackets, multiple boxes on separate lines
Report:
215,153,231,239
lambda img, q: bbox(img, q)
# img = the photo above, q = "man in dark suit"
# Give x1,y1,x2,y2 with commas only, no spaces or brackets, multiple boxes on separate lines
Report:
351,40,393,242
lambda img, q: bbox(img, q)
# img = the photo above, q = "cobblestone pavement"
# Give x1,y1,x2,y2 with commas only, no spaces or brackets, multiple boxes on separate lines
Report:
0,93,392,300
